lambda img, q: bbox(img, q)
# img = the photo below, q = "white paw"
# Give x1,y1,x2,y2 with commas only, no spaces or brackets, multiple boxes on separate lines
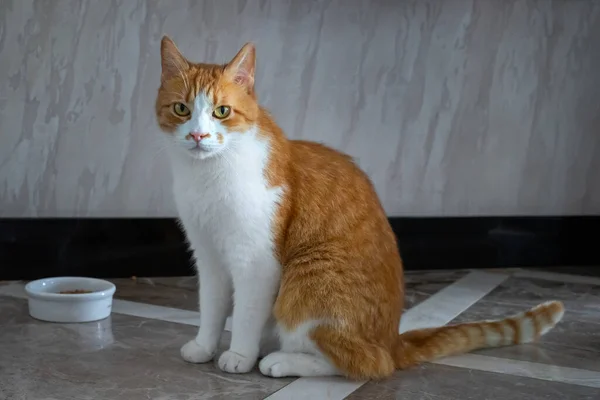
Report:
218,350,256,373
259,352,290,378
180,339,215,364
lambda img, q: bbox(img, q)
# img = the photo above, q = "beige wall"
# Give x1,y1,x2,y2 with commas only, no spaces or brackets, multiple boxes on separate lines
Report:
0,0,599,217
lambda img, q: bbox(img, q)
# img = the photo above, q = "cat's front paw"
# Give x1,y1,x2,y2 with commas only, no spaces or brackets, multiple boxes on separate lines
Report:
181,339,215,363
218,350,256,373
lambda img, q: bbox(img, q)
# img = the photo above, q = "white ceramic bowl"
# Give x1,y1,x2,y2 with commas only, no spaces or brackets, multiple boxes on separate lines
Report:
25,277,116,323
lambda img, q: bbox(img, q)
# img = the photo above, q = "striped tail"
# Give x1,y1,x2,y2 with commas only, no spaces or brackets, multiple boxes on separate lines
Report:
393,301,565,369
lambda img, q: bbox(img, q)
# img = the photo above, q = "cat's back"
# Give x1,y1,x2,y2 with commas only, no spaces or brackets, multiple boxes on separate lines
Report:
290,140,355,165
287,140,383,211
281,139,395,253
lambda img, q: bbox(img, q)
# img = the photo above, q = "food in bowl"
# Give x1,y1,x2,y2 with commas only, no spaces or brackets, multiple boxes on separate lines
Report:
58,289,94,294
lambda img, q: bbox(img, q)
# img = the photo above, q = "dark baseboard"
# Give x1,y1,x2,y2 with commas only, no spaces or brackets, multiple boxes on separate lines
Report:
0,216,598,281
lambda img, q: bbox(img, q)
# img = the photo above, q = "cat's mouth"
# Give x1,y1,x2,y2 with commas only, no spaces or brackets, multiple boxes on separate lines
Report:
186,143,222,159
188,143,214,153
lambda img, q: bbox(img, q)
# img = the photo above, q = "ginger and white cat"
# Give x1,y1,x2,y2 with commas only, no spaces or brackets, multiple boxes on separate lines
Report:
155,36,564,379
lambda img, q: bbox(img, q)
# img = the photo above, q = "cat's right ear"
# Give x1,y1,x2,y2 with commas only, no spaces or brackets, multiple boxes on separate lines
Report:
160,36,189,82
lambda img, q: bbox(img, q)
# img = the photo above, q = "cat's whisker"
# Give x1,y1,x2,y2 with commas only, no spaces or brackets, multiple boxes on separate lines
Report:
150,140,169,158
215,150,233,170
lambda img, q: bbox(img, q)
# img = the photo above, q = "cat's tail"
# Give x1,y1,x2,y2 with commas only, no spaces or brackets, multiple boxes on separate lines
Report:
392,300,564,370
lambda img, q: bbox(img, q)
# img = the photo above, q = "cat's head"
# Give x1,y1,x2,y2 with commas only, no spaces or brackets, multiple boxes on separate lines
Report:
155,36,259,160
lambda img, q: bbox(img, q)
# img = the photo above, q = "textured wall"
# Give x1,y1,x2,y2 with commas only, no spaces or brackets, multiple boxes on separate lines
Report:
1,0,599,217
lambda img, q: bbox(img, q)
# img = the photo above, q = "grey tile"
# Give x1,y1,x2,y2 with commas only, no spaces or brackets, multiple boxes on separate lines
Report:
532,267,600,278
347,363,598,400
404,269,470,309
0,296,292,400
478,276,600,313
109,276,198,311
404,270,469,309
449,277,600,372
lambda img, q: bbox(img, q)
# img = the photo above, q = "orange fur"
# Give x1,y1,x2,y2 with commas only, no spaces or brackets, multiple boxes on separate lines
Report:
156,36,565,380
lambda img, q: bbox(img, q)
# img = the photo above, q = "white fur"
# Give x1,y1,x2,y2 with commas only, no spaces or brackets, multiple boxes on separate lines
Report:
277,320,322,354
166,93,282,373
518,315,536,343
259,352,338,378
536,301,564,335
481,323,503,347
258,320,340,378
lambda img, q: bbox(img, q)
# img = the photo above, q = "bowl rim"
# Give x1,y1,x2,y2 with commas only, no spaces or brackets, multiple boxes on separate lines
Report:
25,276,116,301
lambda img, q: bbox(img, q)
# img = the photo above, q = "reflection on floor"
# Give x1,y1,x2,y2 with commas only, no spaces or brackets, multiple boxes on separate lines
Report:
1,268,599,400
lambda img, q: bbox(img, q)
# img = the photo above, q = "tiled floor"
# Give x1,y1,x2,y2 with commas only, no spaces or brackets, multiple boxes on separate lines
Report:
1,268,599,399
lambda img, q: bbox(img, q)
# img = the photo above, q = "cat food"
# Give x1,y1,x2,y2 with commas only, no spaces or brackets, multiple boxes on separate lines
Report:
59,289,93,294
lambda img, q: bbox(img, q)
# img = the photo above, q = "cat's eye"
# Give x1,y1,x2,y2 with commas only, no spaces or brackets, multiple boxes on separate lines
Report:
173,103,190,117
213,105,231,119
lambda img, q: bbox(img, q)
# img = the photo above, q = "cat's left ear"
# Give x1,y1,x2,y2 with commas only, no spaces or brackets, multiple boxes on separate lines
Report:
224,43,255,92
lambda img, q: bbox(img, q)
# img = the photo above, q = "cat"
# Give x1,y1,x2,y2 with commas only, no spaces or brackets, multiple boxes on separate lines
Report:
155,36,565,379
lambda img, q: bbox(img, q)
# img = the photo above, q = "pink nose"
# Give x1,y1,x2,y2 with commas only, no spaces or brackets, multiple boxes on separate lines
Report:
190,132,210,143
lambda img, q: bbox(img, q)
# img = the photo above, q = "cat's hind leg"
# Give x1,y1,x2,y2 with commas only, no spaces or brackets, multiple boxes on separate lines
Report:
310,325,395,380
259,323,395,379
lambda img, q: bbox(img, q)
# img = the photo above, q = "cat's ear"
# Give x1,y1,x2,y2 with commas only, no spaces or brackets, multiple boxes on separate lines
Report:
224,43,255,92
160,36,189,82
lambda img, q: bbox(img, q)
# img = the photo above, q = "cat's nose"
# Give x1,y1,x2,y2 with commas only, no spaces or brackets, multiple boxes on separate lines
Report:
190,132,210,143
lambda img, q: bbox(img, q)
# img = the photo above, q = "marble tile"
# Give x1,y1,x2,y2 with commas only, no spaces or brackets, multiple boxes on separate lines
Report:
0,296,292,400
447,275,600,372
1,0,599,217
109,276,198,311
449,291,600,372
107,271,469,313
264,377,365,400
0,281,227,331
513,269,600,286
3,270,600,399
471,276,600,316
403,269,471,309
347,363,600,399
3,269,476,337
535,267,600,279
111,299,209,329
434,354,600,388
400,271,508,332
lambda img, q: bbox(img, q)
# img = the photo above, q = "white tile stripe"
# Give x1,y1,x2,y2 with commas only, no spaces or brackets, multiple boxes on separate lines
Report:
398,270,509,332
264,271,509,400
114,300,237,331
433,354,600,389
113,299,203,326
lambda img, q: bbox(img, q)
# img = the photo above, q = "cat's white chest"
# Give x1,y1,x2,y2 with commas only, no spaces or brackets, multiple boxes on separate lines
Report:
170,135,282,268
